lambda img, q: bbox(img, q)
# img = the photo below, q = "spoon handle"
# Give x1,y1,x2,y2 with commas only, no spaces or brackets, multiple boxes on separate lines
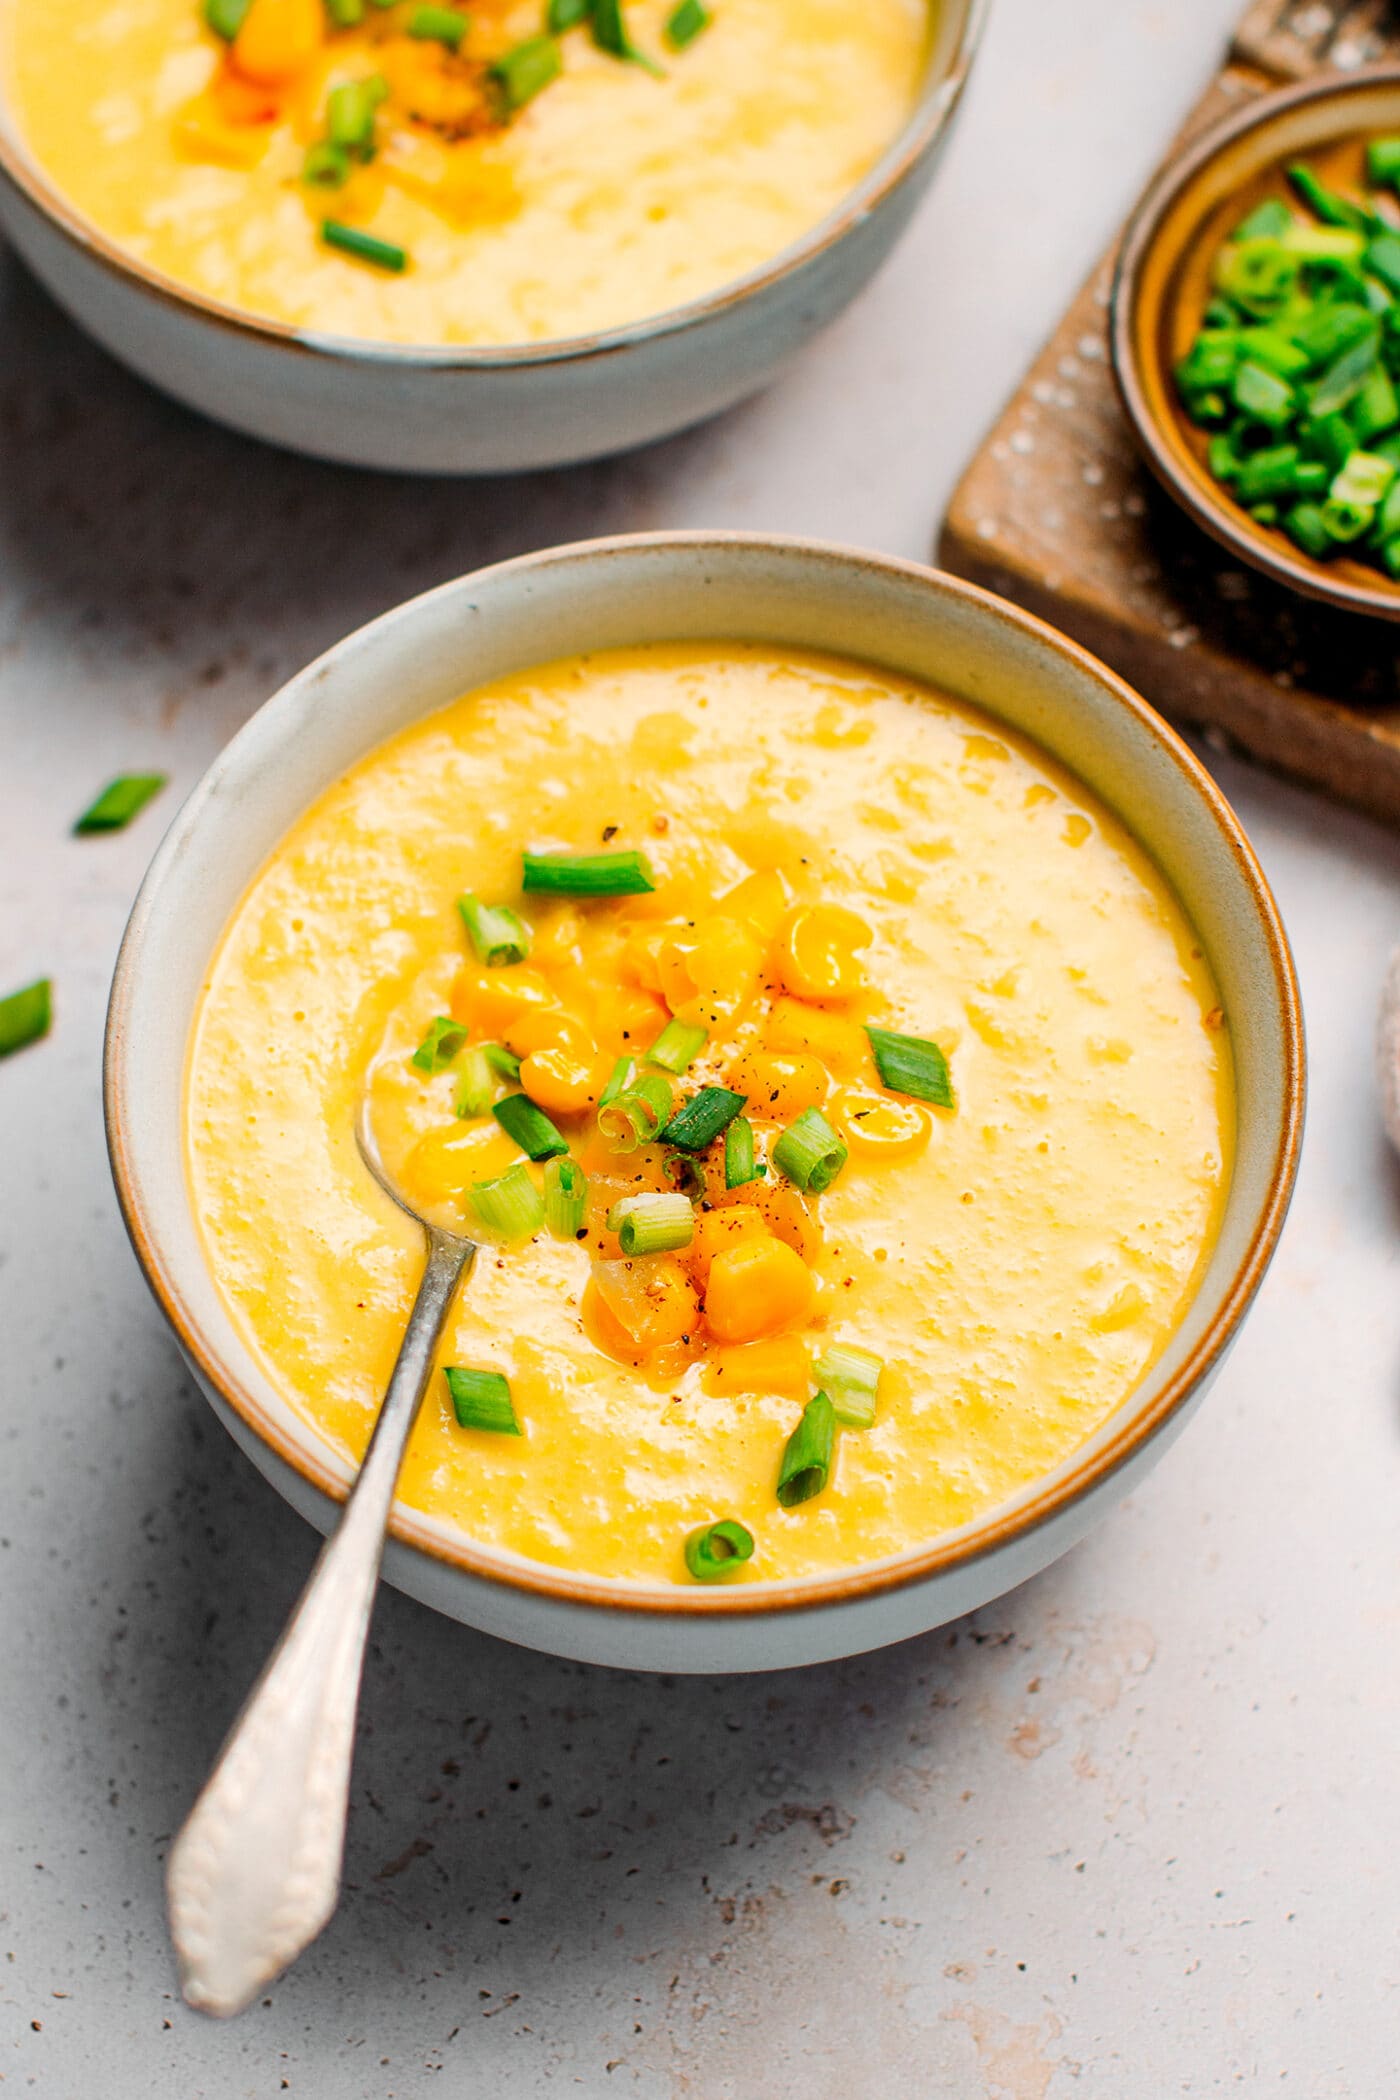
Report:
166,1228,474,2017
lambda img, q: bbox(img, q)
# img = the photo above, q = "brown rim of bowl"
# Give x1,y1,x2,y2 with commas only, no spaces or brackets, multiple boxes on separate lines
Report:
103,532,1306,1622
0,0,988,371
1111,64,1400,624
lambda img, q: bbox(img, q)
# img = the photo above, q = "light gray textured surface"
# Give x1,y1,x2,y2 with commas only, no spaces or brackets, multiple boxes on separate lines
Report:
1,0,1394,2090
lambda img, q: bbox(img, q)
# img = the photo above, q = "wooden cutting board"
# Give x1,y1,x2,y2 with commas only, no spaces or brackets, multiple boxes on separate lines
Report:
938,0,1400,827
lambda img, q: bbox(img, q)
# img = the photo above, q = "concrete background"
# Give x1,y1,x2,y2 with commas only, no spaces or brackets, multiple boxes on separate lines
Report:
2,0,1396,2090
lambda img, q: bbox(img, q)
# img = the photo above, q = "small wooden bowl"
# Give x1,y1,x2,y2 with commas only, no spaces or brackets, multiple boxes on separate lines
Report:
1112,66,1400,623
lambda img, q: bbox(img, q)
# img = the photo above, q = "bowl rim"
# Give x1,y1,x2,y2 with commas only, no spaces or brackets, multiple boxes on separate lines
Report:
0,0,988,371
104,529,1306,1622
1111,62,1400,623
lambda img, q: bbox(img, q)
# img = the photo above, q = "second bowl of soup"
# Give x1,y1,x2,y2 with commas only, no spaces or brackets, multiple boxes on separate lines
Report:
0,0,986,469
106,535,1303,1670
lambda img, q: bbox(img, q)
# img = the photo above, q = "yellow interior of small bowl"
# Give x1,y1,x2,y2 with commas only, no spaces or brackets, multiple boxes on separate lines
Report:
1130,74,1400,607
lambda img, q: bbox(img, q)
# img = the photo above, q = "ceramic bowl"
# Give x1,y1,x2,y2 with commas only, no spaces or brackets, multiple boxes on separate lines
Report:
0,3,986,475
1113,66,1400,622
105,533,1305,1672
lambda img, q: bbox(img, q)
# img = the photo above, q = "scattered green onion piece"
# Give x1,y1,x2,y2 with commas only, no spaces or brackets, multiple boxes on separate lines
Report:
724,1115,761,1188
457,892,531,966
544,1155,588,1237
772,1106,848,1194
684,1518,754,1582
521,848,654,895
412,1015,467,1073
468,1161,544,1239
598,1054,637,1108
646,1017,707,1074
327,74,388,156
661,1084,745,1152
665,0,709,45
483,1042,522,1080
813,1344,884,1430
445,1365,521,1435
591,0,663,73
866,1024,954,1108
491,33,561,107
454,1045,496,1119
325,0,365,23
408,3,466,44
1285,161,1369,233
73,773,167,834
664,1150,706,1199
492,1092,568,1161
597,1072,673,1152
204,0,251,38
607,1191,695,1256
321,219,407,271
1368,137,1400,188
303,140,352,190
0,979,51,1059
776,1393,835,1509
548,0,592,24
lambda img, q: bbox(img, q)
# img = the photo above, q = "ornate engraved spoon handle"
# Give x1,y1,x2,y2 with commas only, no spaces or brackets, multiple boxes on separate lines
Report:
166,1227,473,2016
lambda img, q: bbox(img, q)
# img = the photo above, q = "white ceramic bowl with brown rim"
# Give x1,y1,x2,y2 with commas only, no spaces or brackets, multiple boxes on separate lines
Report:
104,533,1305,1672
0,4,986,474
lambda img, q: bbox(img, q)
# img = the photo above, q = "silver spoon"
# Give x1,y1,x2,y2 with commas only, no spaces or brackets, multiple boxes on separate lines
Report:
165,1100,476,2016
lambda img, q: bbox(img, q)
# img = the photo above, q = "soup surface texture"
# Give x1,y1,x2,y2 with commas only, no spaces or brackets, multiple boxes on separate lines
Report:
6,0,929,345
186,644,1233,1587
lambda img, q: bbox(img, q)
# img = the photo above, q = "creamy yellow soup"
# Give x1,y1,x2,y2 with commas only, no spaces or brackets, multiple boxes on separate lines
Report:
5,0,930,345
186,645,1233,1587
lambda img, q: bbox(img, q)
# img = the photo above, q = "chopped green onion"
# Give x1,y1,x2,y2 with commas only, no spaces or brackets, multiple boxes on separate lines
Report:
598,1054,637,1108
866,1024,954,1108
412,1015,467,1073
597,1072,673,1152
662,1085,746,1152
1286,161,1369,233
303,140,352,190
408,3,466,44
813,1344,884,1430
0,979,51,1059
325,0,365,23
607,1192,695,1255
74,773,167,834
684,1518,754,1581
1354,362,1400,441
468,1160,544,1239
457,892,531,966
548,0,592,23
327,74,388,156
1285,501,1335,559
483,1042,521,1081
646,1017,707,1074
776,1393,835,1509
544,1155,588,1237
591,0,663,72
454,1045,496,1119
1332,448,1396,509
1232,359,1294,427
1368,137,1400,188
724,1115,762,1188
663,1150,706,1199
772,1107,848,1194
521,848,654,896
445,1366,521,1435
491,34,561,107
665,0,709,45
1320,493,1374,541
204,0,251,38
321,219,407,272
1279,222,1366,262
493,1092,568,1161
1309,326,1381,418
1234,198,1293,242
1212,237,1299,317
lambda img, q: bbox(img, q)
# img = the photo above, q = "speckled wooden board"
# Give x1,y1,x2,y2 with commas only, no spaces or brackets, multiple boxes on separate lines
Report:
939,0,1400,828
